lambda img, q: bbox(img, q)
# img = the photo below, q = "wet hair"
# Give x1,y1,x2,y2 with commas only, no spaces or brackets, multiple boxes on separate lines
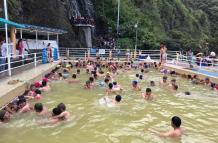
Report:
104,78,109,83
35,89,41,95
41,81,47,87
115,95,122,102
136,74,139,78
108,83,113,89
139,75,143,80
99,70,104,74
150,81,155,86
146,88,151,93
57,103,66,112
184,91,191,95
58,73,63,77
72,74,77,79
34,103,43,113
77,69,80,74
17,98,26,105
89,77,94,83
187,75,192,79
211,83,216,88
173,84,178,90
171,116,182,128
132,80,138,85
86,80,91,85
63,69,68,73
141,69,144,73
0,110,6,121
52,107,62,116
113,82,117,86
163,76,168,80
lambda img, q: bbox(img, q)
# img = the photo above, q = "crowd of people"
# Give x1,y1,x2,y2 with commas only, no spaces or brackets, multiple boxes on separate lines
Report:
1,55,218,138
70,16,95,26
94,36,116,49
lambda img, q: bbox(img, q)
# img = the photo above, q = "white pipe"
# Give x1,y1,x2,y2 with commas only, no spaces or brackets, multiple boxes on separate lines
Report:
20,29,23,39
36,31,38,49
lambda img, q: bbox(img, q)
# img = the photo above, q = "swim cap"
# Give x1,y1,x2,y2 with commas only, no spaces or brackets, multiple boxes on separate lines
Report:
34,82,41,88
43,78,48,82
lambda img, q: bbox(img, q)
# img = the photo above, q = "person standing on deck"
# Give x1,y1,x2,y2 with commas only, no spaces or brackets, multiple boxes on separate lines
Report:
0,38,7,71
160,43,167,64
46,43,52,63
17,39,24,58
187,49,193,68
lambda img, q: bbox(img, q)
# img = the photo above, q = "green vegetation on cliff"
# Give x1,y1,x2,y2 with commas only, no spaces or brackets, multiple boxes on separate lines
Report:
94,0,218,52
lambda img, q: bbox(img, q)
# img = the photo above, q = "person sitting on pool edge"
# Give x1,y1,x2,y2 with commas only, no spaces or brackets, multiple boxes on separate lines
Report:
132,80,141,91
68,74,79,84
34,103,48,116
149,116,184,137
142,88,153,101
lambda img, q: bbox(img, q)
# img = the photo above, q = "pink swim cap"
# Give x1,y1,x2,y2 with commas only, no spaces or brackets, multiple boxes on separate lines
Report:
34,82,41,88
43,78,48,82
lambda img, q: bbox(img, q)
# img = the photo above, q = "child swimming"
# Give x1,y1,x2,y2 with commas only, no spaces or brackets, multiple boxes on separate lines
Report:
142,88,153,101
132,80,141,91
34,103,48,116
68,74,79,84
149,116,184,137
0,110,11,123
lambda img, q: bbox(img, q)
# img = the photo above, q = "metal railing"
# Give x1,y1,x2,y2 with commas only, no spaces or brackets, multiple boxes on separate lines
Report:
59,48,179,62
0,52,42,76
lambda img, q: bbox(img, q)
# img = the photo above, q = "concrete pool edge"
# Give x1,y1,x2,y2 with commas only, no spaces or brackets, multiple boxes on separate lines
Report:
163,63,218,84
0,61,60,108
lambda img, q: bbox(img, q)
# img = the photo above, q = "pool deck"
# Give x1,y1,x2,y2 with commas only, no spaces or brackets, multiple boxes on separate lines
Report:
0,62,59,108
164,63,218,84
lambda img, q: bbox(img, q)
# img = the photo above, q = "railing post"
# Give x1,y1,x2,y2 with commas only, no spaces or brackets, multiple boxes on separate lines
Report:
67,48,70,58
34,53,37,67
200,58,202,69
7,55,11,76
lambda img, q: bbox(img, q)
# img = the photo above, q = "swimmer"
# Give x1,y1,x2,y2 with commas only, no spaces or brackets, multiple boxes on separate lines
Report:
150,81,155,87
0,110,11,123
54,103,70,120
58,73,63,80
139,75,143,80
132,80,141,91
34,103,48,116
142,88,153,101
34,89,42,100
68,74,79,84
49,107,62,124
40,80,50,92
76,69,80,74
84,80,92,89
18,98,32,113
160,76,169,86
89,77,96,86
99,95,122,107
63,69,69,79
113,81,122,91
204,77,210,86
149,116,184,137
106,83,117,94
